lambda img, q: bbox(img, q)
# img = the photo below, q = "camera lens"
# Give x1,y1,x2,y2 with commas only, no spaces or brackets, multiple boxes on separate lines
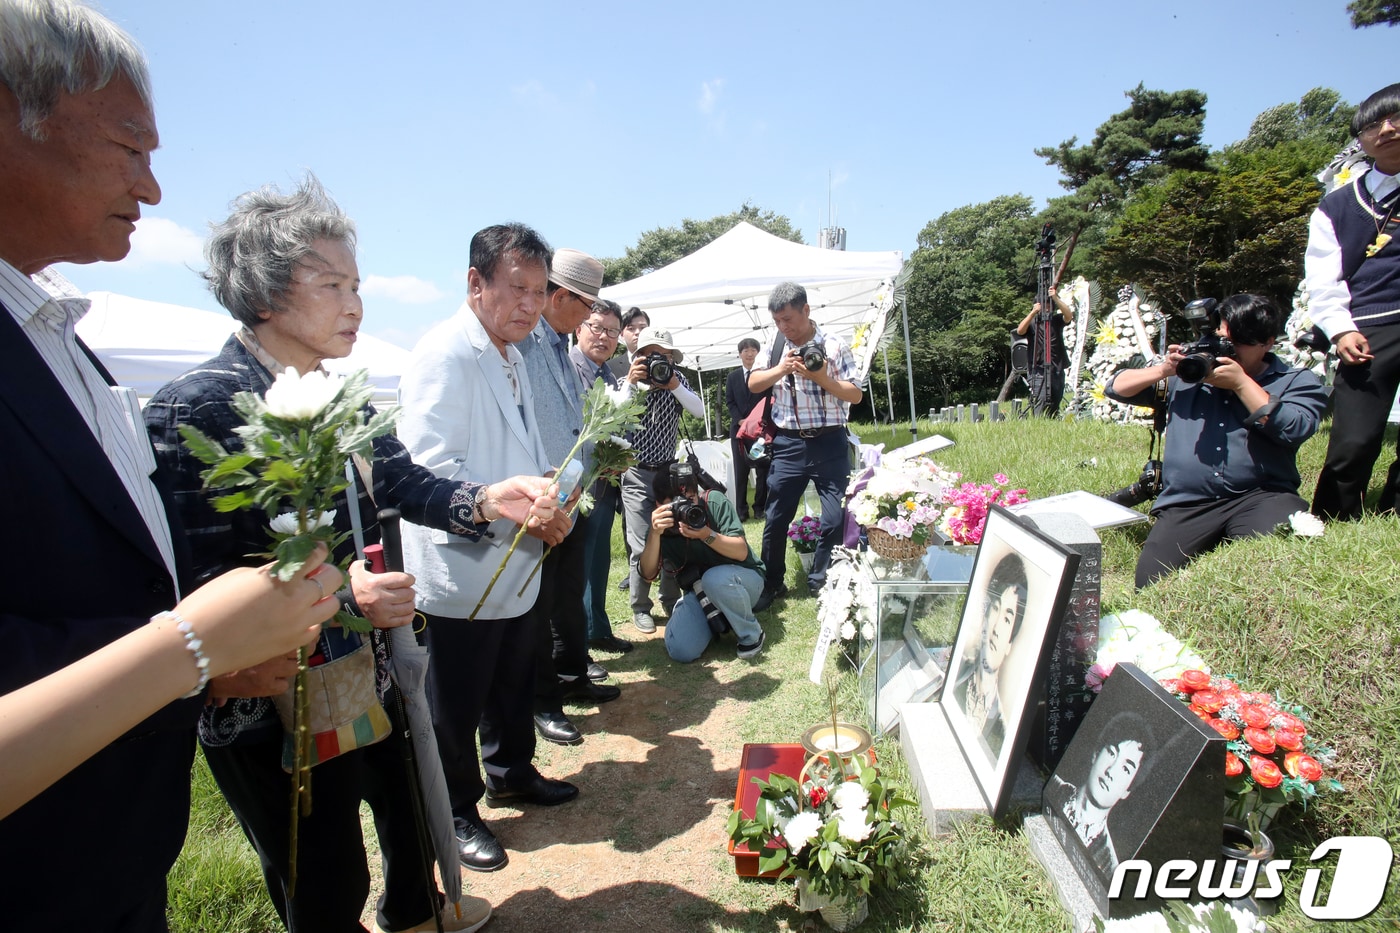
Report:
646,354,673,385
800,344,826,371
1175,353,1214,384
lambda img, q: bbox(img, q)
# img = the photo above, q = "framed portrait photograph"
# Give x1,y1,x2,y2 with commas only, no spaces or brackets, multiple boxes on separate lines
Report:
939,505,1079,817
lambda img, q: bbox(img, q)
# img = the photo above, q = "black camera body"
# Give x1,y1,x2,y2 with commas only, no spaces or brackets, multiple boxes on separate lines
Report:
1106,459,1163,507
1175,297,1234,384
796,342,826,372
643,352,674,386
664,462,710,535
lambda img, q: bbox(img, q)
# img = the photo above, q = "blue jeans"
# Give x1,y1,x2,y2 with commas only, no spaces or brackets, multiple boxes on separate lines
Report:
664,563,764,662
760,430,850,592
581,482,620,639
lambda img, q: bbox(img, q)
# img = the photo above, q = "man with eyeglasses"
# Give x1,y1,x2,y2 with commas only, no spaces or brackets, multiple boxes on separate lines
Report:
1105,295,1327,588
520,249,620,751
570,300,636,656
1307,83,1400,520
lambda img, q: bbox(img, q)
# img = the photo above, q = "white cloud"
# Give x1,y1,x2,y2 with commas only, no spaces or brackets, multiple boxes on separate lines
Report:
698,79,724,115
361,274,445,304
126,216,204,267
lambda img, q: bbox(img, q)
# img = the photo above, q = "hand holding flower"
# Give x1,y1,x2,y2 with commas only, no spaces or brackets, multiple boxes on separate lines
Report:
478,475,557,526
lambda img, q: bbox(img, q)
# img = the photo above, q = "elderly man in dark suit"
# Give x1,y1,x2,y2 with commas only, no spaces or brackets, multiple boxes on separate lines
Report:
0,2,339,928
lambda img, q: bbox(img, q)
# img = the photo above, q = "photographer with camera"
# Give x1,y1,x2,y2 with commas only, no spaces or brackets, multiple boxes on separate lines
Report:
619,326,707,633
748,282,863,610
637,464,768,662
1016,285,1074,416
1104,294,1328,589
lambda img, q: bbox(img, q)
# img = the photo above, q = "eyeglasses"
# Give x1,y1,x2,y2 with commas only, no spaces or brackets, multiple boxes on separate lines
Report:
582,320,621,340
569,291,597,311
1359,112,1400,139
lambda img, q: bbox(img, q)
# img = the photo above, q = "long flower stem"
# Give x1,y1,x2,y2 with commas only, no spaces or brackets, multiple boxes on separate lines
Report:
473,435,590,617
514,501,584,598
288,642,311,895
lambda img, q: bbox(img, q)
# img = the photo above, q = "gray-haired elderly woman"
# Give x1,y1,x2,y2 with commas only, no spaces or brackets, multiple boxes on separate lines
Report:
145,175,552,933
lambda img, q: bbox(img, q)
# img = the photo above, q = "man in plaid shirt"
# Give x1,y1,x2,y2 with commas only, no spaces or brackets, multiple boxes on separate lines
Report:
747,282,862,611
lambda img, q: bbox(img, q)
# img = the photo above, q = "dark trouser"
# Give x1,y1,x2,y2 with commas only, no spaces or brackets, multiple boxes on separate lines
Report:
1136,488,1307,588
203,726,438,933
1313,324,1400,520
423,611,539,825
1028,364,1066,416
760,430,850,592
623,464,680,614
582,483,621,639
730,431,770,518
534,514,591,714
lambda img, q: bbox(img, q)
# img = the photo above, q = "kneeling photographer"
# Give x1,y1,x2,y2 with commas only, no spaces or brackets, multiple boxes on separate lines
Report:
637,463,768,662
1105,294,1329,589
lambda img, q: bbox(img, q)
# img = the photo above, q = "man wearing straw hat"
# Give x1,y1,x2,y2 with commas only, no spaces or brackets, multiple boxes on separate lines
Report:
519,248,622,750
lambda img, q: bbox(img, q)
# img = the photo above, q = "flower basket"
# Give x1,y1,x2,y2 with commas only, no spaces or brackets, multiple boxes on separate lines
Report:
865,525,928,561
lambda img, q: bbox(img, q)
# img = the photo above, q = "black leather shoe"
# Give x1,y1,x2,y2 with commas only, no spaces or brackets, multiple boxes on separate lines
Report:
586,660,609,682
533,710,583,746
561,678,621,703
455,817,507,872
485,774,579,807
752,584,788,613
588,634,635,654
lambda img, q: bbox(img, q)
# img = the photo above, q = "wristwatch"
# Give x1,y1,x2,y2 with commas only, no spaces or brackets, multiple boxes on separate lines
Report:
703,531,717,546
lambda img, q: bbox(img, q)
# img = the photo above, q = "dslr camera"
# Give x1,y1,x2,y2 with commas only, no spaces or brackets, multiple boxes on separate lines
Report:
795,342,826,372
643,352,674,386
1175,298,1234,385
665,462,710,535
1106,459,1163,507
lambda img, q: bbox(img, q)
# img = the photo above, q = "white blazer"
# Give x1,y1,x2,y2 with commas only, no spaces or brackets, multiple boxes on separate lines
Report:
398,303,553,619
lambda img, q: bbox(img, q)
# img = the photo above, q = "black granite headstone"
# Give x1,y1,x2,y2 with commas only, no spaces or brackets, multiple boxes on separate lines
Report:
1042,663,1225,919
1025,513,1101,772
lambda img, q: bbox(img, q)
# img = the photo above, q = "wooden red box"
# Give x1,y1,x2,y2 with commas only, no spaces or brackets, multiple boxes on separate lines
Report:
728,743,808,878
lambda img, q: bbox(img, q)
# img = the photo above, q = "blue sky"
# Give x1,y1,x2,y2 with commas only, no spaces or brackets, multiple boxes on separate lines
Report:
58,0,1395,350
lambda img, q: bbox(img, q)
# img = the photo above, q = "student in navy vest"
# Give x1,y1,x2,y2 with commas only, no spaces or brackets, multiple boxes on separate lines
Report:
1307,84,1400,520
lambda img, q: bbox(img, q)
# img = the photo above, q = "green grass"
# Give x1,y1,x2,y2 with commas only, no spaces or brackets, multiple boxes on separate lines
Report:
170,414,1400,930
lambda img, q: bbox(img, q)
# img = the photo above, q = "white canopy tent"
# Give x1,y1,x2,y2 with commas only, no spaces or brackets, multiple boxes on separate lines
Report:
600,222,905,373
599,221,914,435
75,291,410,404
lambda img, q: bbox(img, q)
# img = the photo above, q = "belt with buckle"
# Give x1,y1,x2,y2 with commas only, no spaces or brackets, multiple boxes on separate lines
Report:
636,459,675,470
774,425,843,439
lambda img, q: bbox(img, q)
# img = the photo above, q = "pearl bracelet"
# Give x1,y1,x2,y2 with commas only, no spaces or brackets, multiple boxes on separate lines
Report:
162,611,210,698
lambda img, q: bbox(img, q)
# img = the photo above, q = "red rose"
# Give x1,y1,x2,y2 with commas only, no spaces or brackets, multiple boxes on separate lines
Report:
1208,718,1240,740
1215,677,1239,694
1225,752,1245,777
1284,751,1324,782
1274,728,1304,752
1159,678,1182,695
1180,669,1211,692
1274,711,1307,735
1250,755,1284,788
1241,706,1274,730
1244,727,1276,755
808,786,828,808
1247,692,1275,706
1192,690,1226,714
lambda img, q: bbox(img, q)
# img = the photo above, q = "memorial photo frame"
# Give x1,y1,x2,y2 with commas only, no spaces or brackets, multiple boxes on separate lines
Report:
940,505,1079,817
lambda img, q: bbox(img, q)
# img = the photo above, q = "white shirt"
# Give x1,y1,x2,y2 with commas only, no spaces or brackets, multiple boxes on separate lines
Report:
0,259,179,591
1304,167,1400,339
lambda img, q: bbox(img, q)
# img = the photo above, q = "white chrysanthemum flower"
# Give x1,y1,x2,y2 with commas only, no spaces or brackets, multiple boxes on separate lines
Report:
840,620,856,641
836,810,873,843
832,782,870,812
269,509,336,535
263,368,343,421
861,621,875,640
783,811,824,855
1289,511,1324,537
605,434,632,449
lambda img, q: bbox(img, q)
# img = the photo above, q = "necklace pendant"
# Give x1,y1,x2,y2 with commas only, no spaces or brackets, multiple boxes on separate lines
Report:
1369,233,1393,258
